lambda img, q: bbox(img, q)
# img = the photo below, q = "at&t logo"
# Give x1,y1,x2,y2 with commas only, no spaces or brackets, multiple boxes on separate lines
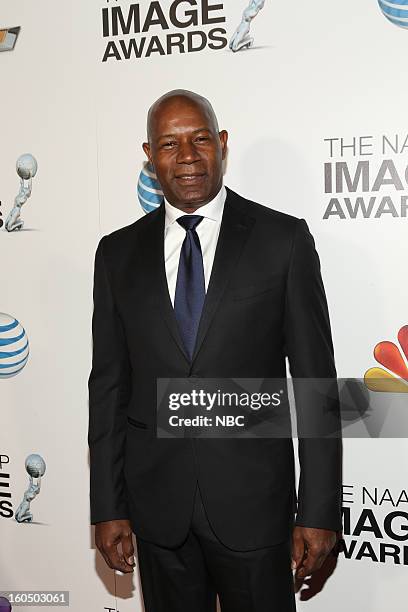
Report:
378,0,408,28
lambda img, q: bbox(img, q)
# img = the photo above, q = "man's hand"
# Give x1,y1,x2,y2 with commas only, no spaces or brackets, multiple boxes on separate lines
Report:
291,526,337,579
95,519,135,573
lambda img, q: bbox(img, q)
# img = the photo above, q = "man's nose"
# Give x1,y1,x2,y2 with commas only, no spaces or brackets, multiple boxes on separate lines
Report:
176,140,200,164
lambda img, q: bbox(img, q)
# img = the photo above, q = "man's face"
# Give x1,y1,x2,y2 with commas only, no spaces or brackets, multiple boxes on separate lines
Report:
143,98,228,212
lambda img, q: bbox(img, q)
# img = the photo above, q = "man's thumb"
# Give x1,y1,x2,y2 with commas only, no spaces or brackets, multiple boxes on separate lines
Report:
122,535,135,565
291,536,304,570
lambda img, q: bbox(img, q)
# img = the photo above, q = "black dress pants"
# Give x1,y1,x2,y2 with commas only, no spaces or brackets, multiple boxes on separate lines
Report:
135,482,296,611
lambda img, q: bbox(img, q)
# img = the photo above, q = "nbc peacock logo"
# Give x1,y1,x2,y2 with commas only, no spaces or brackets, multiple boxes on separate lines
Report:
364,325,408,392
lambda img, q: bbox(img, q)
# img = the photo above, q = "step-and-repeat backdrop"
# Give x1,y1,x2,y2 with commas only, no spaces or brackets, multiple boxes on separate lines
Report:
1,1,407,610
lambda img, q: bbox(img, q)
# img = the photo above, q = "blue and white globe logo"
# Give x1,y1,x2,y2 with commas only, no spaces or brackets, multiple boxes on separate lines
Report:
378,0,408,28
0,312,29,378
137,162,164,214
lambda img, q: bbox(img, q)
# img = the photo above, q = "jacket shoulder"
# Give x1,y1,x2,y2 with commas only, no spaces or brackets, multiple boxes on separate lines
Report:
227,187,303,233
98,206,161,251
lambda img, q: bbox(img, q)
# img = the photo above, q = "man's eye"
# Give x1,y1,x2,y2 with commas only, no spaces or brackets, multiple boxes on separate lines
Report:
163,141,176,148
196,137,209,142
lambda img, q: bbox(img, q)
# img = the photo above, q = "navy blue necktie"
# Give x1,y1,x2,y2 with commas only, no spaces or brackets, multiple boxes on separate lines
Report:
174,215,205,360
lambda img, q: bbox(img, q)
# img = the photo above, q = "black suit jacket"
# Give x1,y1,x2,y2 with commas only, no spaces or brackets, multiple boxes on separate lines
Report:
88,186,342,550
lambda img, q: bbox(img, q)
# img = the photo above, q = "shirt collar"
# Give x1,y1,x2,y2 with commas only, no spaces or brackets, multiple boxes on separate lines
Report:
164,183,226,231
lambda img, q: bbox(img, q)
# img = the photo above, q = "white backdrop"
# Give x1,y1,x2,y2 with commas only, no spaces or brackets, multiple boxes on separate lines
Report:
1,1,407,610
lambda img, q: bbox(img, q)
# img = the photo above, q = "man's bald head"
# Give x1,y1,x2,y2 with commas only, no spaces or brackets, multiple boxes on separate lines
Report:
146,89,219,142
142,88,228,212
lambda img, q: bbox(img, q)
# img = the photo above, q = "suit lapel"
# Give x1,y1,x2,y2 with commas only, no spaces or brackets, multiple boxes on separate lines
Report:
140,204,191,363
190,187,255,363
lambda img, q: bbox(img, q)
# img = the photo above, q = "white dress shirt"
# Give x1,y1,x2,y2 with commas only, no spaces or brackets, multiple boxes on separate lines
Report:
164,184,227,306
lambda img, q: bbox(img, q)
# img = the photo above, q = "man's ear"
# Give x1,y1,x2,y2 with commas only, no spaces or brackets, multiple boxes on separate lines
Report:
219,130,228,160
142,141,153,164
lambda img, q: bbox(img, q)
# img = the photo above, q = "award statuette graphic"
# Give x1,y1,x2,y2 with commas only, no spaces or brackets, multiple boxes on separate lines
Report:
14,454,46,523
5,154,38,232
229,0,266,52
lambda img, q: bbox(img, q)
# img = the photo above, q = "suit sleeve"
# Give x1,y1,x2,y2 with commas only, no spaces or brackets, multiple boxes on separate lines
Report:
284,218,343,532
88,236,132,524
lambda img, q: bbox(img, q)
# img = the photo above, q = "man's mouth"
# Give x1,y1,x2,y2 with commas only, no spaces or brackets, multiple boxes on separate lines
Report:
175,173,206,184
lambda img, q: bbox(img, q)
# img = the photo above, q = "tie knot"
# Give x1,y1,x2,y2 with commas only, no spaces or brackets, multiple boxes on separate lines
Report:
176,215,204,232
